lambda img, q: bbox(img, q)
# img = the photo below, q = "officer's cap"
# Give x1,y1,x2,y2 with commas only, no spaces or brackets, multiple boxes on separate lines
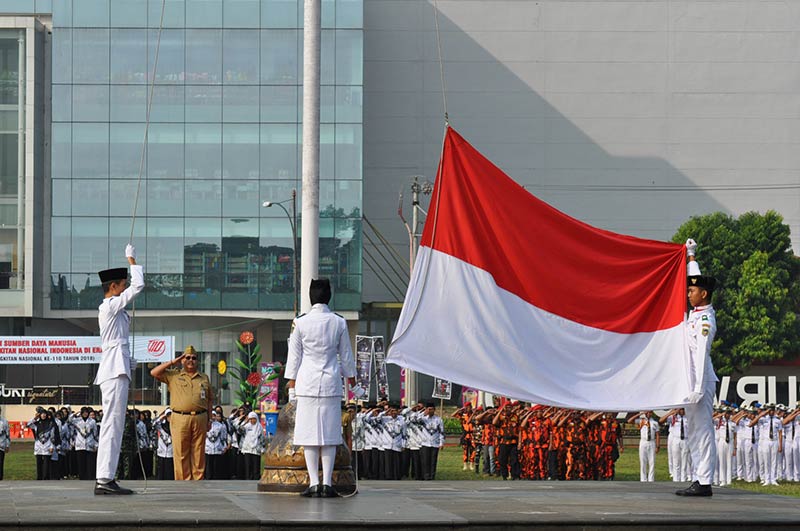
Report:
98,267,128,283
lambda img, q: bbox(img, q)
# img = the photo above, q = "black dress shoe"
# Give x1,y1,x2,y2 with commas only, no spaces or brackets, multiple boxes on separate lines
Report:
675,481,712,497
94,481,133,495
320,485,340,498
300,485,321,497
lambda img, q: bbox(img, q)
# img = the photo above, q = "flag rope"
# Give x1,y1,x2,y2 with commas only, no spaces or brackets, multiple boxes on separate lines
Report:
127,0,167,494
432,0,449,125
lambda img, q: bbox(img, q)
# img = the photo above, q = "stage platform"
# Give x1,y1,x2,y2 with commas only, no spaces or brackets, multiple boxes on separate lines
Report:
0,480,797,530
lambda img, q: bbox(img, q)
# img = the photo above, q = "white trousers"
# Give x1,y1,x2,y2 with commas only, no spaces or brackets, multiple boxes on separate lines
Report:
781,437,793,480
96,375,129,482
758,440,778,484
667,435,676,478
716,439,732,486
639,440,655,482
793,437,800,481
684,379,716,485
735,436,745,479
741,439,757,482
669,437,690,482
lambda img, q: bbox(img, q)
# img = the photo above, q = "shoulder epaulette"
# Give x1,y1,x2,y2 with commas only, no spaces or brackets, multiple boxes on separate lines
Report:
295,313,306,319
334,312,344,318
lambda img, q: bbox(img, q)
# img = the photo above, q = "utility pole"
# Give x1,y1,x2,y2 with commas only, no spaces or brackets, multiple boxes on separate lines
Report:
402,176,433,406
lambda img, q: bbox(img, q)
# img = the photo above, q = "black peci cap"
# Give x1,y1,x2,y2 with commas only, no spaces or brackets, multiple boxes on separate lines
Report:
98,267,128,283
688,275,716,292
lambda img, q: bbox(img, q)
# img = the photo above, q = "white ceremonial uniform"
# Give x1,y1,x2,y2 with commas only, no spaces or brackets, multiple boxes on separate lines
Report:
285,303,356,446
780,416,794,481
684,303,718,485
735,417,747,480
638,417,658,482
668,414,690,482
791,417,800,482
714,417,735,486
757,415,782,485
94,264,144,483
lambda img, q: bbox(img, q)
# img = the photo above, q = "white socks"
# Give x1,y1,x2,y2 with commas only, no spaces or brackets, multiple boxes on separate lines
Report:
321,445,336,487
304,446,320,487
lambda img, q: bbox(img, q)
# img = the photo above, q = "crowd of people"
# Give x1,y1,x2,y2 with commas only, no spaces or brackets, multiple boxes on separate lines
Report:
15,403,268,481
450,400,800,486
348,401,445,481
453,402,624,481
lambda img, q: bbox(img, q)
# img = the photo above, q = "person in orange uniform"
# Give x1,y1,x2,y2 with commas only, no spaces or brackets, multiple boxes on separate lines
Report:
150,345,213,480
596,412,623,480
453,403,475,471
493,401,521,480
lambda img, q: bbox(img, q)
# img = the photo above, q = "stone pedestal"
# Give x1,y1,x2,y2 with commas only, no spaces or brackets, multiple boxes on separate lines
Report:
257,401,356,494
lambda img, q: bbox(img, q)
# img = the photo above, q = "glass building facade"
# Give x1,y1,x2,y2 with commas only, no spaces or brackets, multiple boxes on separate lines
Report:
46,0,363,312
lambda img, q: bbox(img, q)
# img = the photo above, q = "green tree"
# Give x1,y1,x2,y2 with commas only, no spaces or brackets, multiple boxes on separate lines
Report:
672,210,800,374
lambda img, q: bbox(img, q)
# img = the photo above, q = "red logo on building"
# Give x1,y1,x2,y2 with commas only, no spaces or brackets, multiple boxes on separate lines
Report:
147,339,166,358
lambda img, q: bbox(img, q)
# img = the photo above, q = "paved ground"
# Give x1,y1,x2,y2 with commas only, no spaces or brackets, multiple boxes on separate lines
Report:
0,480,798,530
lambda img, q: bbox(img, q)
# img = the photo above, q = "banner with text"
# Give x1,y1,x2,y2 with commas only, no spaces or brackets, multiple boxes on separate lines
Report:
353,335,373,402
432,378,452,400
373,337,389,401
0,336,174,364
259,362,280,412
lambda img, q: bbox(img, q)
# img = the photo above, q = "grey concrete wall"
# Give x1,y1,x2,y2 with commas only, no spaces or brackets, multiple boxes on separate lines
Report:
362,0,800,303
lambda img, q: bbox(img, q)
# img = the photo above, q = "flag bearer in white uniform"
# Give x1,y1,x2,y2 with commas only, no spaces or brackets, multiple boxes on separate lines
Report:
94,244,143,495
714,407,736,486
286,279,357,498
752,404,782,486
676,239,717,497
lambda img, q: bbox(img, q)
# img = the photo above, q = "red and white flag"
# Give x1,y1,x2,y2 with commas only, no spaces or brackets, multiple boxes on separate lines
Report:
387,128,692,410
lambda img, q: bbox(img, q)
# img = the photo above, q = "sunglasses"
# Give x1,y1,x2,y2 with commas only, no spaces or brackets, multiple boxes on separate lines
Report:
184,356,197,360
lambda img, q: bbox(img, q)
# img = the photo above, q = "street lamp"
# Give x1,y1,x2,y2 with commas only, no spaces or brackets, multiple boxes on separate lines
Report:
262,189,298,315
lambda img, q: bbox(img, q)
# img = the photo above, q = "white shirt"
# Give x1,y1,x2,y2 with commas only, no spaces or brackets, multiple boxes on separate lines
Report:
383,415,406,452
667,414,687,440
403,409,424,450
94,265,144,385
70,415,98,451
757,415,782,442
238,421,266,455
639,418,658,443
714,418,735,443
285,304,356,398
205,420,228,455
155,419,173,458
686,304,718,392
420,414,444,448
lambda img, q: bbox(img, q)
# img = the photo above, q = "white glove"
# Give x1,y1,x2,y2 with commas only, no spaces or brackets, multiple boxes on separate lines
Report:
350,384,366,399
128,357,137,374
288,388,296,402
125,244,136,259
685,391,703,404
685,238,697,257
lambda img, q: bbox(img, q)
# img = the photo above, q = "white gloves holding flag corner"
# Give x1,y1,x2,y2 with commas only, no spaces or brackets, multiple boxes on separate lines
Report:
125,244,136,259
685,238,697,257
350,384,366,399
684,390,703,404
288,387,296,402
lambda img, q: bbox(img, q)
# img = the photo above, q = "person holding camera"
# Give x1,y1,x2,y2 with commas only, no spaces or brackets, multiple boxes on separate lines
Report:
27,408,61,480
94,244,143,495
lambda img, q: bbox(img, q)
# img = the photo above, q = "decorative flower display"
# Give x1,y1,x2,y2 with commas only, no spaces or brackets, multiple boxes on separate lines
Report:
246,371,261,387
239,330,255,345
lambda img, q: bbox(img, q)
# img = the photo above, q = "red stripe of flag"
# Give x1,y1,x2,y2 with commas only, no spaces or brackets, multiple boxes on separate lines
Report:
420,128,686,334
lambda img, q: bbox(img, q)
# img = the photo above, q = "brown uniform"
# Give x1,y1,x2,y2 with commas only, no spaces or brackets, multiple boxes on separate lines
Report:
163,368,213,480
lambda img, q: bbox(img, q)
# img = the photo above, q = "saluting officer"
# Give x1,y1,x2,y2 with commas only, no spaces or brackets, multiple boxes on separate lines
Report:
94,244,142,495
151,345,214,480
